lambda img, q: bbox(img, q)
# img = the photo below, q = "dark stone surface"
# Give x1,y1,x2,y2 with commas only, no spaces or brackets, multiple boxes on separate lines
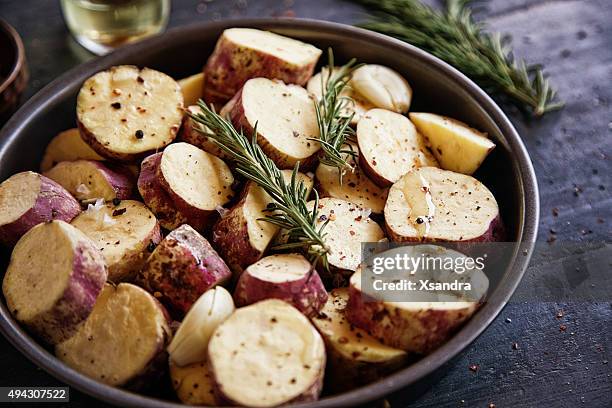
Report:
0,0,610,407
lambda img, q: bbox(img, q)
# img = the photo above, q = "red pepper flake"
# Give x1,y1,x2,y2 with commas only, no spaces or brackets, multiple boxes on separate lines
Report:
556,310,564,319
349,230,356,236
338,337,349,344
137,76,144,83
468,364,479,373
559,324,567,332
354,215,363,222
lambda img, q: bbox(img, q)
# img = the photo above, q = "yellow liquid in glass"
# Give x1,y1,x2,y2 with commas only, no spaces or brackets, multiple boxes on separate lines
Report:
60,0,170,55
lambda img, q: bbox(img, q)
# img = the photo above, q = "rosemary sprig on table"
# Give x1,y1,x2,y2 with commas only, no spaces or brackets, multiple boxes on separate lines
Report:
352,0,563,116
311,50,361,182
189,101,331,271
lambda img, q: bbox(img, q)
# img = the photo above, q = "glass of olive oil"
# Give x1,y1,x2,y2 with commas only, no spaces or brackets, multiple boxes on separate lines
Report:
60,0,170,55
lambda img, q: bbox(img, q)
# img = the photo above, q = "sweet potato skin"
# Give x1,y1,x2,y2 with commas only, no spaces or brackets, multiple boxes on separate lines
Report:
202,34,319,105
0,175,81,246
211,194,262,277
138,224,231,316
234,267,328,317
345,284,477,353
180,106,230,160
138,153,187,230
93,162,135,200
385,213,504,243
6,235,107,344
228,87,318,171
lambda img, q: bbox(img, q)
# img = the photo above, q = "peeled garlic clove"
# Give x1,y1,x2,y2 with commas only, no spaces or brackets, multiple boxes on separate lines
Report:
168,286,235,367
351,64,412,113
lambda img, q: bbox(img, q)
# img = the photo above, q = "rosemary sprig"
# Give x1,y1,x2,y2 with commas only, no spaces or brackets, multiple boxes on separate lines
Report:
311,50,361,183
189,101,331,270
352,0,563,116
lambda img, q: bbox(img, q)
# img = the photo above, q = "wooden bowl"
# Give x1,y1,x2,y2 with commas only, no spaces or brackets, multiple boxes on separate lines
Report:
0,19,28,123
0,19,538,407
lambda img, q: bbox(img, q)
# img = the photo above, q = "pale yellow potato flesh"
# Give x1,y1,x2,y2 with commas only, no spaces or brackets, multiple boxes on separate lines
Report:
384,167,498,241
178,73,204,107
241,78,321,164
40,129,105,172
243,170,313,252
247,254,312,283
56,283,170,386
170,360,216,406
44,161,117,201
409,112,495,175
160,142,234,210
224,28,322,66
208,299,325,407
77,65,183,156
357,109,438,185
315,143,388,213
307,197,385,272
0,171,40,226
312,288,406,363
3,221,82,320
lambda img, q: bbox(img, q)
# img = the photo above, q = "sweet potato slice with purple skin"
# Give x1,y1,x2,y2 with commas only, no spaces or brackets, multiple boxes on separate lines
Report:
138,224,231,317
345,245,489,354
357,109,438,187
228,78,321,170
384,167,502,243
157,142,234,231
208,299,326,407
202,28,322,104
234,254,328,317
311,288,407,391
71,200,162,282
44,160,135,202
2,220,107,344
0,171,81,246
55,283,172,388
212,170,312,276
138,153,188,230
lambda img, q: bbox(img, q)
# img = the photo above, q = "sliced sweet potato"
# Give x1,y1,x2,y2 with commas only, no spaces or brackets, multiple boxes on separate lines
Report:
77,65,183,161
44,160,134,202
40,128,105,172
311,288,407,391
234,254,327,317
306,198,385,279
0,171,81,246
56,283,172,387
384,167,501,242
71,200,161,282
315,143,388,214
2,220,106,344
203,28,322,104
138,143,234,231
212,170,312,275
346,245,489,353
170,359,217,406
180,105,230,160
208,299,326,407
178,72,204,107
138,224,231,316
409,112,495,175
357,109,438,187
229,78,321,169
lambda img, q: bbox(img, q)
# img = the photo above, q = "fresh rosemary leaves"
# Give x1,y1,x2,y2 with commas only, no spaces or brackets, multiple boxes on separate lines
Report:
311,50,361,182
189,102,331,271
352,0,563,116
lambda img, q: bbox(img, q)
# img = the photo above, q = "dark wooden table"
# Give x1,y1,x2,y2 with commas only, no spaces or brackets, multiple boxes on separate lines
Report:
0,0,610,407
